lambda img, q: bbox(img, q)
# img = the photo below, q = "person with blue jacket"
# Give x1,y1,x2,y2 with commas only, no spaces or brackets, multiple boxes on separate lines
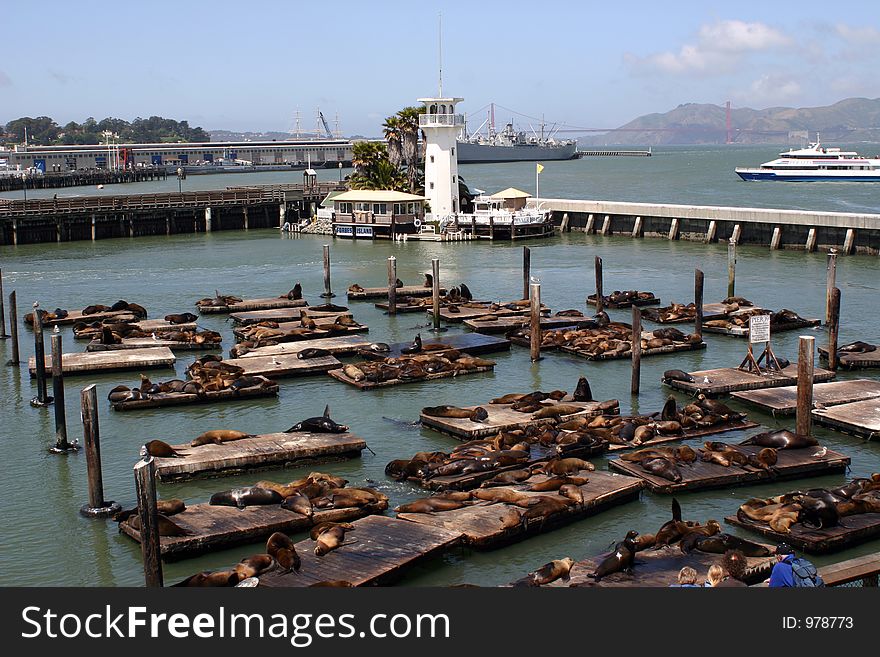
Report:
769,543,824,587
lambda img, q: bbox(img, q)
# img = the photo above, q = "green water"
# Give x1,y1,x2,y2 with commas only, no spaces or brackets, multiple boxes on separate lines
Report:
1,147,878,587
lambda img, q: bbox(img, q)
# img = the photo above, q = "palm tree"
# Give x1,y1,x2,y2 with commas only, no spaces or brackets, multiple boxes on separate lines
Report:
396,106,425,192
382,116,404,169
351,140,386,175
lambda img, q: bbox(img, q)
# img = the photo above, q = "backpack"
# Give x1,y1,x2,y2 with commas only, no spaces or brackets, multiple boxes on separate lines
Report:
791,558,825,587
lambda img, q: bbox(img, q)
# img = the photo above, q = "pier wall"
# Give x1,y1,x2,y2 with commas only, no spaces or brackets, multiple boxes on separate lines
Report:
541,198,880,255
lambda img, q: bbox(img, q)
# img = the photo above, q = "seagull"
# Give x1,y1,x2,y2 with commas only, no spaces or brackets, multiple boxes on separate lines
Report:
272,357,282,366
703,376,712,384
812,446,828,458
151,332,158,341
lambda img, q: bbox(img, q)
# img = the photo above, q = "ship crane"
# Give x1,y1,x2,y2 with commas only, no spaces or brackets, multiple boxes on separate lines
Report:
318,111,334,139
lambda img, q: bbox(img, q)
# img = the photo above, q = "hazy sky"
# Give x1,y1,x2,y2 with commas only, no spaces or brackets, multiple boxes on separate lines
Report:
2,1,878,135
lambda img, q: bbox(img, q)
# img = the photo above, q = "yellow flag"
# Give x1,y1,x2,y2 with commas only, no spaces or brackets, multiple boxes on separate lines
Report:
536,163,544,174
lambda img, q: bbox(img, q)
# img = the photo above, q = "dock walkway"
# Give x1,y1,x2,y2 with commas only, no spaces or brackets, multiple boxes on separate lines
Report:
29,346,175,376
726,513,880,555
732,379,880,415
198,298,307,314
666,364,835,397
812,399,880,439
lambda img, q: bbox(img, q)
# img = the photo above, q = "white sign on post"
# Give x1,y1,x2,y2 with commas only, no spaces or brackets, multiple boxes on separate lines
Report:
749,314,771,344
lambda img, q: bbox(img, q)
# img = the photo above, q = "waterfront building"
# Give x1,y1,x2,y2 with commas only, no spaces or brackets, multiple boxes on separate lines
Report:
418,96,464,219
330,189,425,239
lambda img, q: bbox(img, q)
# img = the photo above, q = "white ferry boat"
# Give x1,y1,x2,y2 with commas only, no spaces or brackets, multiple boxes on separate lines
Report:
735,138,880,182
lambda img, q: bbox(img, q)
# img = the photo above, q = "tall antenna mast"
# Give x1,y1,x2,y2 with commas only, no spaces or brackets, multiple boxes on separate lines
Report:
438,12,443,97
294,109,301,139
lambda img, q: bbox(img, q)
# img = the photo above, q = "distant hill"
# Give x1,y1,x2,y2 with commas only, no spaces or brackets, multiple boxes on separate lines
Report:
582,98,880,146
209,130,329,142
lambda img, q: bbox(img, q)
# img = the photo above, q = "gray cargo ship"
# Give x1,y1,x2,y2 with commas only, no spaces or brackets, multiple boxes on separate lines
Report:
457,106,577,163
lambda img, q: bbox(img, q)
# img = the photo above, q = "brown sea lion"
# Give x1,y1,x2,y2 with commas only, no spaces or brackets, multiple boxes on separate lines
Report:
143,439,187,458
177,570,240,587
527,475,589,492
480,468,535,487
234,554,275,579
531,404,585,420
190,429,254,447
520,495,574,526
267,532,301,573
126,513,191,537
558,484,585,505
280,493,314,517
522,557,576,586
539,457,595,475
313,524,352,556
395,497,469,513
472,488,538,507
422,405,489,423
739,429,819,449
641,457,681,482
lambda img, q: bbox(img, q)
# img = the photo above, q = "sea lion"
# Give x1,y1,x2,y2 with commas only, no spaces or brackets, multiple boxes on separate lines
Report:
481,468,535,487
312,523,353,556
747,447,778,471
285,405,349,433
524,557,575,586
421,405,489,423
520,495,574,526
395,497,469,513
531,404,585,420
234,554,275,580
641,457,682,482
284,283,303,300
401,333,423,354
472,488,537,506
343,364,365,381
209,487,283,509
280,493,314,517
572,377,593,402
539,457,595,475
558,483,586,505
798,495,840,529
297,348,332,360
165,313,198,324
267,532,301,573
190,429,254,447
528,475,589,492
143,439,187,458
126,513,191,537
660,396,679,422
177,570,240,587
680,532,771,557
663,369,695,383
588,530,639,581
837,341,876,353
739,429,819,449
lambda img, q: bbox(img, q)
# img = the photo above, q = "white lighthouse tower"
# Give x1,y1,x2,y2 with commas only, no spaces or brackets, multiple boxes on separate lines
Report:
418,95,464,219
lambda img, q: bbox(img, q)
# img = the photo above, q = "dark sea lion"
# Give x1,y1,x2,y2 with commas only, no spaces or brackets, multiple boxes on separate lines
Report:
660,396,679,421
459,283,473,300
663,369,695,383
285,405,349,433
652,327,687,341
143,439,187,458
127,513,191,537
165,312,198,324
209,487,283,509
739,429,819,449
681,532,771,557
190,429,254,447
532,404,585,420
286,283,303,300
588,530,639,581
280,493,314,517
837,341,876,353
177,570,240,587
297,347,333,360
799,495,840,529
520,557,575,587
230,376,270,391
267,532,301,573
401,333,423,354
125,303,148,318
640,457,682,482
481,468,534,487
422,405,489,423
572,377,593,402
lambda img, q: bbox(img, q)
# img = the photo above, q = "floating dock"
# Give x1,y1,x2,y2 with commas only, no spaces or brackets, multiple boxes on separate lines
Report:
27,309,137,327
420,398,619,440
732,379,880,416
256,515,463,587
347,285,443,300
463,315,582,335
558,333,706,361
525,544,774,587
232,318,368,342
641,302,731,324
703,314,821,338
233,335,373,358
121,500,385,560
73,318,197,339
818,346,880,369
230,308,350,325
609,445,850,494
666,364,836,397
328,364,494,390
29,346,175,377
812,399,880,439
725,513,880,555
435,304,540,323
153,431,367,481
385,333,510,358
398,471,643,549
586,293,660,309
221,354,341,378
197,297,308,314
111,381,279,411
605,416,760,451
86,337,221,352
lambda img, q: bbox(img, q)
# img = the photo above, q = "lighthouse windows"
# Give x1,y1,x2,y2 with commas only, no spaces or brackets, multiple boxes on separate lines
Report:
430,182,434,189
430,155,434,163
451,147,455,156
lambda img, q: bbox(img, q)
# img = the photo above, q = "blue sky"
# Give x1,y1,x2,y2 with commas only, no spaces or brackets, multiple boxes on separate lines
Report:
2,1,878,135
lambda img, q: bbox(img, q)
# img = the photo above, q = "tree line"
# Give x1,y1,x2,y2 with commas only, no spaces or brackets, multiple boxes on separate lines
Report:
3,116,210,145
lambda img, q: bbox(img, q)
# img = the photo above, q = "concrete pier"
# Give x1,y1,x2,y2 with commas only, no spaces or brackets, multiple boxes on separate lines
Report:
541,198,880,254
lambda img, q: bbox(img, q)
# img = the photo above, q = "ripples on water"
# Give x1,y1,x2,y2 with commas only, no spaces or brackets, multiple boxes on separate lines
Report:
1,148,878,587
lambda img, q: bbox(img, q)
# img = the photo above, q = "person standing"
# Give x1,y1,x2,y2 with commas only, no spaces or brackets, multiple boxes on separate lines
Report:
769,543,824,587
715,549,749,587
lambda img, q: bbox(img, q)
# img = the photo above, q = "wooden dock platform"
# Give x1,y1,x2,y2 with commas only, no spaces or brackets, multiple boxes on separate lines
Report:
256,515,463,587
29,346,175,377
703,313,821,338
347,285,443,300
73,318,197,339
559,333,706,361
732,379,880,416
435,303,541,323
666,364,836,397
221,354,341,378
818,346,880,369
726,512,880,555
528,544,774,587
26,308,137,327
385,333,510,358
121,500,385,560
232,318,368,342
398,471,643,549
812,398,880,439
233,335,373,359
111,381,279,411
586,293,660,309
230,307,349,325
420,398,619,440
463,315,580,335
328,364,494,390
197,297,308,314
86,337,222,352
642,302,731,324
609,445,850,494
153,432,367,481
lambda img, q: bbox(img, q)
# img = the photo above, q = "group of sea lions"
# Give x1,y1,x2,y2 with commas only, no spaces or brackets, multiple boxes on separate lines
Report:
340,351,495,384
25,299,147,325
114,497,191,537
643,296,754,324
446,298,544,319
234,314,364,350
195,293,243,308
705,307,811,332
521,322,700,357
587,290,656,306
24,308,70,324
96,326,220,346
175,531,302,586
737,474,880,533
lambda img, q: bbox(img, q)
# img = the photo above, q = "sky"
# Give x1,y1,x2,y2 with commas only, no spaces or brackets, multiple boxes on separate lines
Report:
2,1,879,136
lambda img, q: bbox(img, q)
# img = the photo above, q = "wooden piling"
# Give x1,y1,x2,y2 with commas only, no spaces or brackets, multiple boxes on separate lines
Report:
796,336,815,437
827,287,841,371
321,244,334,298
529,282,541,362
594,256,604,314
826,249,837,324
32,303,50,405
134,457,163,587
706,220,717,243
727,238,736,298
522,247,531,300
843,228,855,254
0,269,7,338
431,258,441,331
694,269,704,340
50,328,69,450
387,256,397,315
80,384,119,516
631,307,642,394
8,291,19,365
770,226,782,250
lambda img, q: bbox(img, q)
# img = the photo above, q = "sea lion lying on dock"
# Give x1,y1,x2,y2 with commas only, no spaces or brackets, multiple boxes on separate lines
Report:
739,429,818,449
191,429,255,447
267,532,300,573
422,405,489,423
311,522,356,556
126,513,191,537
165,312,198,324
837,340,876,354
209,487,283,509
517,557,576,587
395,496,471,513
142,439,187,458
